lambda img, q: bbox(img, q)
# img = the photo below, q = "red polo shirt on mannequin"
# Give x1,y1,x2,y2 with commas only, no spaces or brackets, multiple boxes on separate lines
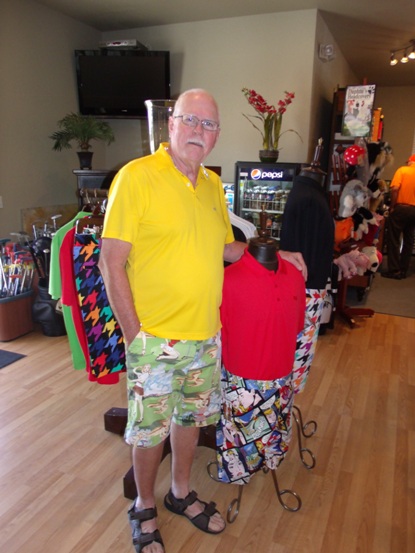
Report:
220,249,305,380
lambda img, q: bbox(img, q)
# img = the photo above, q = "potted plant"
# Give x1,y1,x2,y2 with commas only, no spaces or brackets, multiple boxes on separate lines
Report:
50,112,115,169
241,88,301,162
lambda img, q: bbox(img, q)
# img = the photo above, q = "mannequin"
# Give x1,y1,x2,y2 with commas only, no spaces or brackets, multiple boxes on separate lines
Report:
217,206,306,484
280,139,333,291
247,206,279,271
281,139,361,394
298,137,326,186
280,138,334,393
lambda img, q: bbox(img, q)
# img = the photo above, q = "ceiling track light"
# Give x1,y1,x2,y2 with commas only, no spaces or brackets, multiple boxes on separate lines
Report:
390,53,398,66
390,39,415,66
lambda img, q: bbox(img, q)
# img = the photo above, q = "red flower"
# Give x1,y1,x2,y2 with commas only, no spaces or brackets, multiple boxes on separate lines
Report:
241,88,300,151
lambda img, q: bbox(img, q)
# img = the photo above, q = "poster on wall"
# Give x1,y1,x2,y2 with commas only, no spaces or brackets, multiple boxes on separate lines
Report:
341,84,376,137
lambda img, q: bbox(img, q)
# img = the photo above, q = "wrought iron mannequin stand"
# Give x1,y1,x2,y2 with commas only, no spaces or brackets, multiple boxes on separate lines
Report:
206,458,302,523
292,405,317,469
104,406,306,510
205,404,318,522
287,139,326,471
204,210,303,523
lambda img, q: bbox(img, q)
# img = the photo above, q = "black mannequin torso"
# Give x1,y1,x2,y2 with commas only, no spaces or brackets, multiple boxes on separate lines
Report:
299,137,326,187
248,206,279,271
248,236,278,271
299,167,325,186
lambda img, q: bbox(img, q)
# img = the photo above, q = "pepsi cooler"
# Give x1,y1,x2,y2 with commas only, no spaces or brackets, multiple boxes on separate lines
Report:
233,161,301,240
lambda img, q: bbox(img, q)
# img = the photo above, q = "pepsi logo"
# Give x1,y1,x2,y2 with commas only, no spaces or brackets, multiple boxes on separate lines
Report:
250,169,284,180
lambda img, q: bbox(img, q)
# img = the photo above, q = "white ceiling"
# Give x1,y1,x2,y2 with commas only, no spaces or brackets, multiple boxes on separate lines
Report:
36,0,415,87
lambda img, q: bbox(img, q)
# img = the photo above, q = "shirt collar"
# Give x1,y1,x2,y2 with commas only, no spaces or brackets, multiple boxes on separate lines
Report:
157,142,212,181
242,248,281,276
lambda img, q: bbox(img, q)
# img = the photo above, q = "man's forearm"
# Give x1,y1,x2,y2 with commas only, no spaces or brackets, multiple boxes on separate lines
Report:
101,267,141,346
223,240,247,263
389,188,399,210
99,238,140,346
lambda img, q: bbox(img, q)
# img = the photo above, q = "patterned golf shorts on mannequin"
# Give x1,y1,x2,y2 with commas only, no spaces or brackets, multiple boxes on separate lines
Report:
216,368,294,485
293,288,326,393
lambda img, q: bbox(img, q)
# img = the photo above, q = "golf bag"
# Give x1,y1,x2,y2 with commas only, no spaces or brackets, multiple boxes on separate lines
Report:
32,278,66,337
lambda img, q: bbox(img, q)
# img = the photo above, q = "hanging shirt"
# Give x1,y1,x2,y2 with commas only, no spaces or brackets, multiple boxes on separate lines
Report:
73,232,126,380
49,212,90,370
60,227,121,385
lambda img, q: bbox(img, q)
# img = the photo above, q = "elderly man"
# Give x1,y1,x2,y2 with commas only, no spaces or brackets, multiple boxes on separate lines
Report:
99,88,306,553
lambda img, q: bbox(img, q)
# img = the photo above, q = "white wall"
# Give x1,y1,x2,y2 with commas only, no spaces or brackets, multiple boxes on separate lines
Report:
103,11,319,182
104,10,361,182
311,12,358,168
374,86,415,179
1,2,406,238
1,0,101,236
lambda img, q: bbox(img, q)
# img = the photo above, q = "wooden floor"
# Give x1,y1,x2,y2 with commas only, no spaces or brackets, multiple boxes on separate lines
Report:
0,314,414,553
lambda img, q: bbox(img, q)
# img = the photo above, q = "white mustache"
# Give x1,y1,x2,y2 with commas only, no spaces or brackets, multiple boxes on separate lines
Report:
187,139,205,148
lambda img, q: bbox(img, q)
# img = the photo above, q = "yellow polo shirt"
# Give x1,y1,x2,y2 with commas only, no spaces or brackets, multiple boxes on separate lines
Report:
102,144,234,340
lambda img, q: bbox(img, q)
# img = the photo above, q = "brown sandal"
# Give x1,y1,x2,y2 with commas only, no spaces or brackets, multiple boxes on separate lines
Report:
164,489,225,534
128,503,164,552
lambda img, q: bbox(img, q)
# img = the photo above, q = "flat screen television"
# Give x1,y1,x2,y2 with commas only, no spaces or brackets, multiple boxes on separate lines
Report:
74,49,171,118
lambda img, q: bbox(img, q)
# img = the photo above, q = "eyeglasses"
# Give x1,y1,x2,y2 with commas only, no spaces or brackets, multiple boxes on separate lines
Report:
174,114,220,132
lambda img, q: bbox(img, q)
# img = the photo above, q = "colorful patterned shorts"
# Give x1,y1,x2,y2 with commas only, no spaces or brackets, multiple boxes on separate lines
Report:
216,368,294,485
125,331,222,448
293,288,326,393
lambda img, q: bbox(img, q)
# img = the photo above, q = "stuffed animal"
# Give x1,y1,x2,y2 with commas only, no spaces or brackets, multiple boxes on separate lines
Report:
335,248,371,277
334,216,354,252
352,205,379,239
367,141,393,175
344,144,366,167
361,245,382,273
361,211,384,246
343,143,368,182
338,179,370,218
364,141,394,199
369,179,387,213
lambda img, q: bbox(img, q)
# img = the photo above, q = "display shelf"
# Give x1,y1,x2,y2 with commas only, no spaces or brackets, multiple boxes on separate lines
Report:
73,169,117,209
325,88,354,190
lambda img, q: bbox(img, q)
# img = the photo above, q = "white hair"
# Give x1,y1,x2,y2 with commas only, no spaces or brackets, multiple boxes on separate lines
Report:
173,89,219,118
